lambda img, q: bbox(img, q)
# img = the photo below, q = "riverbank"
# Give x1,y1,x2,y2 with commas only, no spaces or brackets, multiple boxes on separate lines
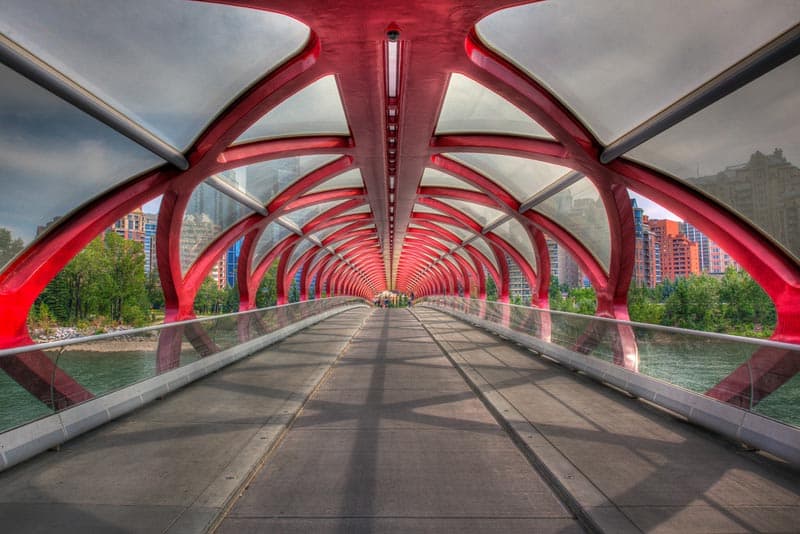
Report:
31,325,138,343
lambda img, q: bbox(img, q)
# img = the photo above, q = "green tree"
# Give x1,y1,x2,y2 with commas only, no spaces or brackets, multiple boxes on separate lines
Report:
256,260,278,307
98,232,148,323
568,287,597,315
485,275,497,301
194,278,225,315
659,277,676,300
223,283,240,313
288,278,300,303
37,268,70,323
718,267,775,336
146,269,165,311
627,284,664,324
32,232,150,327
663,275,721,331
548,277,562,303
0,227,24,267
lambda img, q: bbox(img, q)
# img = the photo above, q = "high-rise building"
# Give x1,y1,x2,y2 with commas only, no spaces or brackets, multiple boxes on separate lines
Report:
506,254,531,303
546,237,559,280
226,238,243,288
558,246,583,287
143,212,158,274
682,222,739,275
631,199,657,287
689,148,800,259
708,241,738,274
649,219,700,281
545,236,584,288
111,208,146,243
209,254,227,290
36,215,60,237
681,222,710,273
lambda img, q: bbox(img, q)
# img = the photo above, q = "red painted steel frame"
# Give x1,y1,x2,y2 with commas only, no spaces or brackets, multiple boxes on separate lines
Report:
1,0,799,411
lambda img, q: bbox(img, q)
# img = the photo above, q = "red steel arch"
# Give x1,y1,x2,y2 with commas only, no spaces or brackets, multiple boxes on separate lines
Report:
0,0,797,409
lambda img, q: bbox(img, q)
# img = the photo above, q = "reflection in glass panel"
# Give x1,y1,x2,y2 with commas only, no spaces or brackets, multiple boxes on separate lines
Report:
251,223,292,271
216,155,341,206
0,64,163,272
410,245,439,262
1,0,310,150
327,226,374,248
445,152,572,202
425,235,454,252
436,73,553,139
533,178,610,270
476,0,800,143
628,56,800,261
446,254,467,276
310,249,331,271
436,223,474,243
311,223,349,243
181,183,252,273
492,218,537,274
289,238,317,268
435,198,506,228
281,200,347,229
420,167,480,191
307,169,363,194
467,236,499,272
236,75,349,143
412,203,444,215
340,204,372,216
453,247,478,271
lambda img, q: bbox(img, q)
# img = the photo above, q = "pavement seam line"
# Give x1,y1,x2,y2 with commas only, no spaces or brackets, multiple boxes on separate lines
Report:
205,309,373,534
409,308,642,534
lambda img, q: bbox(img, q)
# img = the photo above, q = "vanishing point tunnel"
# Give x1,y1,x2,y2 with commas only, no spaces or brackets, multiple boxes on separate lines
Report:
0,2,799,533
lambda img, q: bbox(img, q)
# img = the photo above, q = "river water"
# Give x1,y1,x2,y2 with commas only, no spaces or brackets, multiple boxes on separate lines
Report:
0,348,200,432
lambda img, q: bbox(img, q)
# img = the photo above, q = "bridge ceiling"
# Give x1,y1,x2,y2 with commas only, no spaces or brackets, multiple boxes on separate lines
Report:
2,0,800,335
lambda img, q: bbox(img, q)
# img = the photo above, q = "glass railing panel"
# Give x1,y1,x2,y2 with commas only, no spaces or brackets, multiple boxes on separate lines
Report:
632,327,754,394
55,331,162,398
0,297,363,433
754,372,800,426
0,371,55,433
420,297,800,428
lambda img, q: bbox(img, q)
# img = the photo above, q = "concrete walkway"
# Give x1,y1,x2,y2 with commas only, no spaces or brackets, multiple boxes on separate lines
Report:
414,307,800,533
0,308,369,534
216,309,583,533
4,306,796,533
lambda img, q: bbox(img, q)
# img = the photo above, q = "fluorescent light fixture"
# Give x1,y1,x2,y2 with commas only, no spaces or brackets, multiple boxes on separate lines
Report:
387,39,399,98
